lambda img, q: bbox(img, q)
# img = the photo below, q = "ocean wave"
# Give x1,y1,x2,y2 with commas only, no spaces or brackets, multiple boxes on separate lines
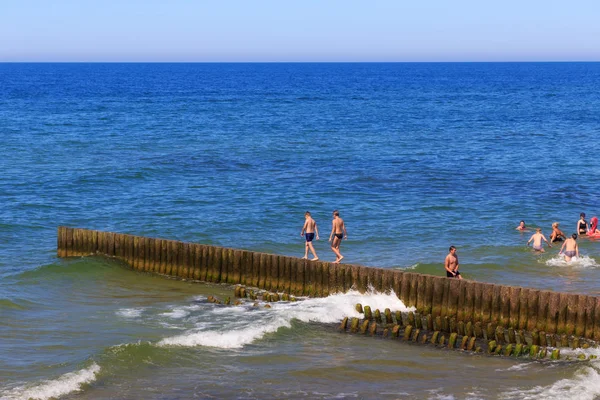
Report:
500,360,600,400
0,298,29,311
116,307,144,318
545,255,599,268
1,363,100,400
157,288,414,349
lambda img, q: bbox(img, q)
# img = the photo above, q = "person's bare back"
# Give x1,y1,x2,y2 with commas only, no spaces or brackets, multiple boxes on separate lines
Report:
329,210,347,263
303,217,317,234
560,234,579,262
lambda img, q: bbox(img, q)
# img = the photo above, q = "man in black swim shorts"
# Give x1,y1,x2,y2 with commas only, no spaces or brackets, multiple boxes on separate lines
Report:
301,211,319,261
329,210,347,263
444,246,462,279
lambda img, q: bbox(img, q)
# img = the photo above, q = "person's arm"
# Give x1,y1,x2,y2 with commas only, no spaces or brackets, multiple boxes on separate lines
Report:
329,222,334,241
576,244,579,258
315,223,320,240
301,220,307,236
559,241,567,254
343,222,348,239
527,235,533,245
543,235,551,247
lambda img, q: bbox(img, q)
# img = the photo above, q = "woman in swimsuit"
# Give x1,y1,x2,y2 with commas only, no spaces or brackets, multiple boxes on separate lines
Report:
550,222,566,243
577,213,588,236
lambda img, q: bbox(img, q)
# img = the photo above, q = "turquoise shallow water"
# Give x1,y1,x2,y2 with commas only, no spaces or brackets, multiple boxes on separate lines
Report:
2,63,600,399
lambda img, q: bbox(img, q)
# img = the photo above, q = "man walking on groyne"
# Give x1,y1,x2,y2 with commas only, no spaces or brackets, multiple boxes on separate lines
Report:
301,211,319,261
329,210,347,263
444,245,462,279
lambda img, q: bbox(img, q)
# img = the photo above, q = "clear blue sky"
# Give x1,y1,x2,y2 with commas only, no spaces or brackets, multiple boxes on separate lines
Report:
1,0,599,62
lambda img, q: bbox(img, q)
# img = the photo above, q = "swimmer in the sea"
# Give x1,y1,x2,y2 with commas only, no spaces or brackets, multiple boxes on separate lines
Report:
516,220,527,231
550,222,566,243
527,228,551,252
577,213,588,236
559,234,579,262
300,211,319,261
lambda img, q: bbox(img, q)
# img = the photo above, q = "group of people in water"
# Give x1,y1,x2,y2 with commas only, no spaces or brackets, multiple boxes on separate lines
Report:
517,213,600,262
299,211,599,281
300,210,347,263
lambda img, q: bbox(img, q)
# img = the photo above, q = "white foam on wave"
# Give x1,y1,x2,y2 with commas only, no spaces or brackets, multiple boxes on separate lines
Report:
545,255,598,268
500,359,600,400
158,288,413,349
1,363,100,400
116,307,144,318
160,308,190,319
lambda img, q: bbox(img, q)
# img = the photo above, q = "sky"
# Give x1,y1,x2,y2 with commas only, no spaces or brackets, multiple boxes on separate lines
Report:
1,0,599,62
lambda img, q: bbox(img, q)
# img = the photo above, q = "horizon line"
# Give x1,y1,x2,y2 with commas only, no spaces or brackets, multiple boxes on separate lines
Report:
2,60,600,64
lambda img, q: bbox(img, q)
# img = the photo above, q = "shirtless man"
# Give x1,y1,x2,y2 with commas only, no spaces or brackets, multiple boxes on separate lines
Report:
328,210,347,263
444,246,461,279
527,228,552,252
300,211,319,261
560,234,579,262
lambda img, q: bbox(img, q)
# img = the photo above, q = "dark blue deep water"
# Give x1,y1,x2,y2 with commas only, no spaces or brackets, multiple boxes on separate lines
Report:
2,63,600,400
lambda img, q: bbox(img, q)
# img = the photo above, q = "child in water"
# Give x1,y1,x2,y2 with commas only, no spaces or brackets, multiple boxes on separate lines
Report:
527,228,552,252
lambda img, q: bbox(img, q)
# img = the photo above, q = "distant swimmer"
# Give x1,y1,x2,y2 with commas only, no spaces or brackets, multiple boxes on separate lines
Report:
444,246,462,279
577,213,588,236
589,216,600,235
527,228,552,252
328,210,347,263
516,220,527,231
559,234,579,262
550,222,566,243
300,211,319,261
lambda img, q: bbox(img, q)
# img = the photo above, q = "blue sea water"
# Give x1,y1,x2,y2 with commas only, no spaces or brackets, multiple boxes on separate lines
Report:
2,63,600,399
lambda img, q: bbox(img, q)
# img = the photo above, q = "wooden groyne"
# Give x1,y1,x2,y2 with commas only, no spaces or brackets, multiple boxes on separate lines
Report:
57,227,600,347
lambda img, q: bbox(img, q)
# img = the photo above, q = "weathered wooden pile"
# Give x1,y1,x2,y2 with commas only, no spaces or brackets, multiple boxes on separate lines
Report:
57,227,600,355
340,303,598,361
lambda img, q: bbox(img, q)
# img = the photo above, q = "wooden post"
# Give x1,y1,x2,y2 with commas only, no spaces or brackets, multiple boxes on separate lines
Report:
358,266,369,293
499,286,511,327
546,291,560,334
416,274,427,314
508,286,521,329
65,227,74,257
432,277,444,317
57,226,67,257
556,293,569,335
585,295,596,340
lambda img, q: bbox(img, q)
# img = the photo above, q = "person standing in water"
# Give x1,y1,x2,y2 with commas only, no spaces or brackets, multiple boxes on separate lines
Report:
559,234,579,262
527,228,552,252
516,220,527,231
550,222,566,243
300,211,319,261
577,213,588,236
444,246,462,279
328,210,347,263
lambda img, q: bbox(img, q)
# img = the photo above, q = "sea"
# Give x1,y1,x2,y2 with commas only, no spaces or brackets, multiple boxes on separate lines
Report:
1,62,600,400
